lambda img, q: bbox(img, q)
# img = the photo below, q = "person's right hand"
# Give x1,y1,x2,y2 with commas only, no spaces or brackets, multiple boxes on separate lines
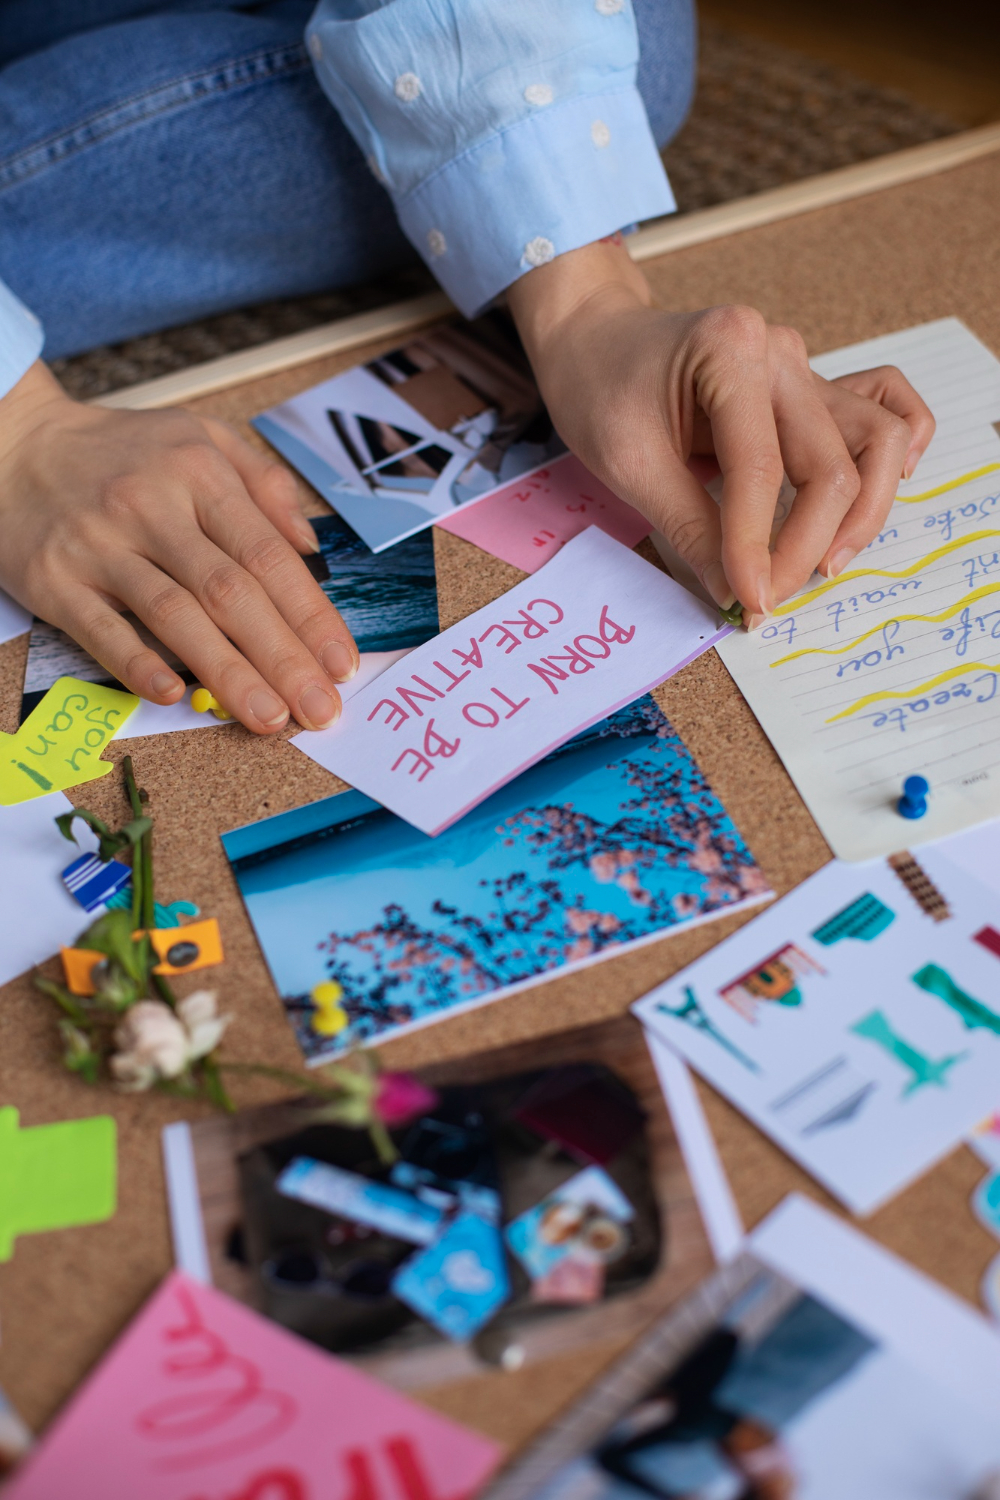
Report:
0,360,359,734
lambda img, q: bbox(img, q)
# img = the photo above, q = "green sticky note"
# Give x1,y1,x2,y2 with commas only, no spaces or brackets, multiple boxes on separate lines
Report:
0,1107,117,1259
0,676,138,804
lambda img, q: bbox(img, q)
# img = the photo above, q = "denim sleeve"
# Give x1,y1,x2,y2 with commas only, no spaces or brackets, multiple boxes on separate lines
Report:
0,279,44,399
306,0,676,318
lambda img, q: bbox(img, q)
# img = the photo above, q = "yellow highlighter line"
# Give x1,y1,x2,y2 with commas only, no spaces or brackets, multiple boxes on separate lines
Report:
894,462,1000,503
773,528,1000,615
827,661,1000,722
770,583,1000,665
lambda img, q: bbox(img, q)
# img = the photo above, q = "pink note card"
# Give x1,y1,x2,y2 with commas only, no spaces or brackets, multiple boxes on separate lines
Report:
435,453,651,573
6,1271,502,1500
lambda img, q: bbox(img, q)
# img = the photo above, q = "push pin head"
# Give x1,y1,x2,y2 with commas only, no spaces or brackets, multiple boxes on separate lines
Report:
897,774,929,820
191,687,232,721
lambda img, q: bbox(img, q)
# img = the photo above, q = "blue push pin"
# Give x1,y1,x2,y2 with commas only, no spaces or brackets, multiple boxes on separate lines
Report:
897,775,929,820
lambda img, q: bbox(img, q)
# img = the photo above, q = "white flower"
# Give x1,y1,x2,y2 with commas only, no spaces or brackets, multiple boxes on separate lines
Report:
177,989,231,1060
111,1001,188,1089
110,991,230,1090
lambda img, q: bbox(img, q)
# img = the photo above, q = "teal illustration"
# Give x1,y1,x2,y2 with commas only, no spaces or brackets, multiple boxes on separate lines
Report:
658,987,761,1072
912,963,1000,1036
812,893,895,946
851,1011,966,1095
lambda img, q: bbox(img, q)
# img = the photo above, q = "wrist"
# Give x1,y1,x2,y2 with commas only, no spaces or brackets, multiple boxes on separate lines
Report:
0,360,76,468
508,237,652,366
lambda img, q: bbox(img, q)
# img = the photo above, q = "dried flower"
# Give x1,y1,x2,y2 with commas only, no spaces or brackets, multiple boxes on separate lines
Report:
177,990,230,1059
111,1001,188,1089
374,1071,439,1126
110,991,231,1090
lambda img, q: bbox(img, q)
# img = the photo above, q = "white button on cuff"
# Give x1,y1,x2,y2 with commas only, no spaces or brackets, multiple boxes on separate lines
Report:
524,236,555,268
366,154,387,185
524,83,554,107
427,228,447,257
394,72,422,102
308,31,322,60
591,119,611,147
595,0,624,13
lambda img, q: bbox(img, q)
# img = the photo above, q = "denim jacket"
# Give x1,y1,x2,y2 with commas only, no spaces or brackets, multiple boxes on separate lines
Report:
0,0,672,396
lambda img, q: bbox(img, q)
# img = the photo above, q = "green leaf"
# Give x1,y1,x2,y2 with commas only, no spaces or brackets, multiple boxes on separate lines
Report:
55,808,152,864
34,973,93,1025
58,1020,101,1084
79,909,152,985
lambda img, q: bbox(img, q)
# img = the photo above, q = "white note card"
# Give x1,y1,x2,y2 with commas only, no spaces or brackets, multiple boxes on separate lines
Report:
719,318,1000,861
293,528,726,835
633,847,1000,1214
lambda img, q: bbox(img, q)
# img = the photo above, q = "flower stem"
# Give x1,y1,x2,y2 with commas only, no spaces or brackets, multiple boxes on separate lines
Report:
122,756,145,931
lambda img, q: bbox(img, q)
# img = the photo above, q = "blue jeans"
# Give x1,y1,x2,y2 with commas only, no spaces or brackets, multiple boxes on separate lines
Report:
0,0,696,359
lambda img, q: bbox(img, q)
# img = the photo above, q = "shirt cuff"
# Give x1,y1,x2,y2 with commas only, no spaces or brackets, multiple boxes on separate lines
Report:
0,280,44,400
395,86,675,318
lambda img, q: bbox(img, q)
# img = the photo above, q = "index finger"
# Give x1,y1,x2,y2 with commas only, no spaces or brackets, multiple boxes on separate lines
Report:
700,312,785,615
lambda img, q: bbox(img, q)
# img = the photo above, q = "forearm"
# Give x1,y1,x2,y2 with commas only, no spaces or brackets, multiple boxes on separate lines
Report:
508,237,653,370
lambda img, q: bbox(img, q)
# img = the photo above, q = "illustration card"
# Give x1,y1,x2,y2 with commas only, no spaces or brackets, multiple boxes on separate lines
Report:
486,1194,1000,1500
718,318,1000,861
3,1271,500,1499
435,453,651,573
292,528,728,836
633,848,1000,1213
253,315,566,553
222,698,770,1062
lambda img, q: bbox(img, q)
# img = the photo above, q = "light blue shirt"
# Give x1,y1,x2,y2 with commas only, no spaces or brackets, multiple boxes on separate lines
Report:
0,0,674,398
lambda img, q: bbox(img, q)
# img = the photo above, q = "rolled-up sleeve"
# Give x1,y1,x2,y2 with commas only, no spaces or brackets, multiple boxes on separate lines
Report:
306,0,676,317
0,279,43,399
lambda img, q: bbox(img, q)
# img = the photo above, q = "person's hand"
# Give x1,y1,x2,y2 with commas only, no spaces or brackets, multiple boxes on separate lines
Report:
0,361,359,733
507,238,935,623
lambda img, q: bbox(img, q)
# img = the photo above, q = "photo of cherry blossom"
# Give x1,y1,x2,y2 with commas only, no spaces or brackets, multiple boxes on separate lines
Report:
222,698,769,1062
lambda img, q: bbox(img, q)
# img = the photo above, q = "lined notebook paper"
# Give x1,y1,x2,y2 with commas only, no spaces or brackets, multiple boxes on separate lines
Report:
718,318,1000,860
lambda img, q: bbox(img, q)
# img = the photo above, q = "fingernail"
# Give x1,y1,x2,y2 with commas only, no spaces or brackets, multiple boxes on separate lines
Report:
150,670,182,699
295,517,320,554
755,571,774,616
250,689,289,728
902,449,919,481
702,561,733,608
744,612,766,632
299,683,339,729
321,641,358,682
826,546,857,579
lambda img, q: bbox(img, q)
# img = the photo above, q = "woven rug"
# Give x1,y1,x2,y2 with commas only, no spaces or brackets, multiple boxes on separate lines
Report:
53,20,958,400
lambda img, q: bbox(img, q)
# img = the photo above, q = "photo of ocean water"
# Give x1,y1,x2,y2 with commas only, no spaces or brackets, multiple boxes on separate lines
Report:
312,512,437,654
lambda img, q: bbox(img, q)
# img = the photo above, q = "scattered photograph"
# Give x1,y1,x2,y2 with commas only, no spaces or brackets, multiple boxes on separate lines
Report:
309,511,438,653
253,313,566,552
222,698,769,1062
514,1257,1000,1499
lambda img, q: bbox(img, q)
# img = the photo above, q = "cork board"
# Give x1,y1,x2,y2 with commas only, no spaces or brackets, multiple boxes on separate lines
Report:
2,150,1000,1454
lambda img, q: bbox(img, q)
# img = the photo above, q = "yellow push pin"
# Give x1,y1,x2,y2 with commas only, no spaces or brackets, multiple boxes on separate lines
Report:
191,687,233,721
310,979,349,1037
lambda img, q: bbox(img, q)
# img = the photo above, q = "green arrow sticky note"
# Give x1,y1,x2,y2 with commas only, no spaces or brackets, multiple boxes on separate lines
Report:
0,1107,117,1259
0,676,138,805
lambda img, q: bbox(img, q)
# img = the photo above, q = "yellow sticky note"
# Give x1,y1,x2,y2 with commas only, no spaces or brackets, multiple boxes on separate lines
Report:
0,676,139,804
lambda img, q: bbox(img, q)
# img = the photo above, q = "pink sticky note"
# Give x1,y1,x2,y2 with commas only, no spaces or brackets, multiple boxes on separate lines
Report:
6,1271,501,1500
435,453,651,573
